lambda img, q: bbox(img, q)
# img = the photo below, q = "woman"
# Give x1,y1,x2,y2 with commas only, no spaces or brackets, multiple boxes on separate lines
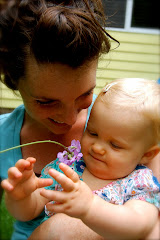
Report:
0,1,159,239
0,0,114,239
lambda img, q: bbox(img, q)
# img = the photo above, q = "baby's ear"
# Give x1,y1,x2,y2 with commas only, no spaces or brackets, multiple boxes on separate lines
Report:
140,145,160,165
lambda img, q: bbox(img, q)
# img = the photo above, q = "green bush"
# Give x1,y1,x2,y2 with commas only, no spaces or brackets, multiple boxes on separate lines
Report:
0,194,15,240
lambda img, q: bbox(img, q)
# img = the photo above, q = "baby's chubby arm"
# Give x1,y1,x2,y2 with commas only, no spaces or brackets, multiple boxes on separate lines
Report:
41,163,158,240
1,157,53,221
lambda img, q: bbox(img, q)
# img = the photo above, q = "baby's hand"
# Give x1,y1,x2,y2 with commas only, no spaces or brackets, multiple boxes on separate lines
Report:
40,163,94,219
1,157,53,201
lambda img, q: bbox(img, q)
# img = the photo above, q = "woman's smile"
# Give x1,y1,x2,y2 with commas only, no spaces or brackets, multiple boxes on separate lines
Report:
48,118,71,129
48,118,65,124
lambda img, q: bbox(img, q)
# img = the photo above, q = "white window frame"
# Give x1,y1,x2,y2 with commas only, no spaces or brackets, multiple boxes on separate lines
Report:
107,0,160,34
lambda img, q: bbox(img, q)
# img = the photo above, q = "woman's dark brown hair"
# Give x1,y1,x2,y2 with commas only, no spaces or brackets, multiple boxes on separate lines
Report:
0,0,118,90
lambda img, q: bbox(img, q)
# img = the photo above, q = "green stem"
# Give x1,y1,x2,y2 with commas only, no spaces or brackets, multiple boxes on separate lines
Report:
0,140,68,154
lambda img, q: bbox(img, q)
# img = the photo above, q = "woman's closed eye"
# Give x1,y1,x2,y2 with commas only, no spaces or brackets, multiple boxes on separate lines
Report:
36,99,55,105
83,89,94,97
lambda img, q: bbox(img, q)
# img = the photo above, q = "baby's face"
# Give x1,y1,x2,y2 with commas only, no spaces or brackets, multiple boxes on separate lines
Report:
81,100,150,180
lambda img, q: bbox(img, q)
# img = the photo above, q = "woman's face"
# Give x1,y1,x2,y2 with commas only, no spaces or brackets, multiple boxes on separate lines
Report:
18,57,97,134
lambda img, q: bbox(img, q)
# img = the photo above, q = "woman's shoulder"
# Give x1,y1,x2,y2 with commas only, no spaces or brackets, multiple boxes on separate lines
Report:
0,112,11,123
0,105,25,126
0,104,25,155
0,105,25,181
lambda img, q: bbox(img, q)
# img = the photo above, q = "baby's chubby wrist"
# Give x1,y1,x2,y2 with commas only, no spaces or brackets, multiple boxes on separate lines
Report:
80,193,97,222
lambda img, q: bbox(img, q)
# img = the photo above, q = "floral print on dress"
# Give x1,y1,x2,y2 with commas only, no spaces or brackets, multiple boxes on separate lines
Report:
93,166,160,208
41,159,160,218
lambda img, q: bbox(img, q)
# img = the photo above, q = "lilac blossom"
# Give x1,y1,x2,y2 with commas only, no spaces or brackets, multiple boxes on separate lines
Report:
57,140,83,166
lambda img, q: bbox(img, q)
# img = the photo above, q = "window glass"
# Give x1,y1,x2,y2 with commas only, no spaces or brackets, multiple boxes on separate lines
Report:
103,0,126,28
103,0,160,30
131,0,160,29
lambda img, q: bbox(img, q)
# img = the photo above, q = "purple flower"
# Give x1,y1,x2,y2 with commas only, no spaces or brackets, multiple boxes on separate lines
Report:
57,140,83,166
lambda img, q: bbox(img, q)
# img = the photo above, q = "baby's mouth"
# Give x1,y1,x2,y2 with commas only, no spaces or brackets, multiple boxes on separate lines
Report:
90,153,104,162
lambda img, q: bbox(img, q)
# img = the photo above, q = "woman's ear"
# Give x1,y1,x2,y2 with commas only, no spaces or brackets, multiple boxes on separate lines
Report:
140,145,160,165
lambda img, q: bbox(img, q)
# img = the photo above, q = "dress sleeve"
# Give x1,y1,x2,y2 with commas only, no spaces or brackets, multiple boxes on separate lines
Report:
124,166,160,208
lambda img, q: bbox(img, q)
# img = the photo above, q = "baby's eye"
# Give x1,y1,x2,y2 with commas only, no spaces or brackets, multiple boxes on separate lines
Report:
111,142,122,149
87,129,98,136
91,132,98,136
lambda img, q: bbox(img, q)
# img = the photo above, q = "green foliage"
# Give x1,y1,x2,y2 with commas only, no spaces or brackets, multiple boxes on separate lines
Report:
0,194,15,240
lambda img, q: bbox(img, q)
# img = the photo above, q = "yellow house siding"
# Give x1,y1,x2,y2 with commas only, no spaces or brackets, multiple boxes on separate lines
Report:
0,82,22,109
0,30,160,108
95,31,160,94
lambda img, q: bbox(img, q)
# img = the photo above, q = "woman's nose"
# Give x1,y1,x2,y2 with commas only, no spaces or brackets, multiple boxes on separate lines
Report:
91,143,106,155
62,105,78,126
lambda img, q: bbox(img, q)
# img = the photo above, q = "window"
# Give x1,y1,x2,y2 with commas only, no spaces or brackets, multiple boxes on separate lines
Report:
103,0,160,33
103,0,127,28
131,0,159,29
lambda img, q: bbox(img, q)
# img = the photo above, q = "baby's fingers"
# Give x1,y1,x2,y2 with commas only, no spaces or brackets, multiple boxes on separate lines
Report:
48,168,75,192
59,163,79,183
15,157,36,171
40,188,66,203
1,179,15,192
2,167,25,191
45,201,65,214
8,167,22,180
36,178,53,189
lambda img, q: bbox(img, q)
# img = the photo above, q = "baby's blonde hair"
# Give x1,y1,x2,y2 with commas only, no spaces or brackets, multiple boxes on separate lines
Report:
97,78,160,143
